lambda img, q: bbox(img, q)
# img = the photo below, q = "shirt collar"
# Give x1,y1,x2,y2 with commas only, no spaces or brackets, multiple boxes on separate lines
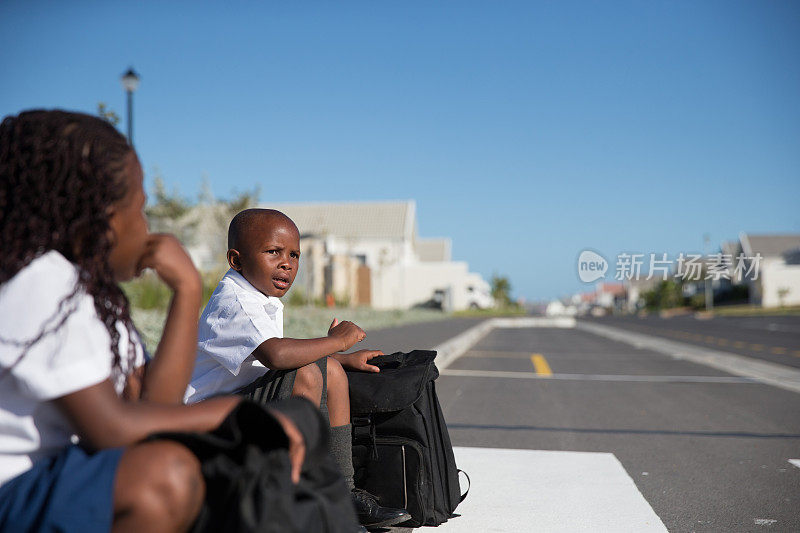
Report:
223,269,284,311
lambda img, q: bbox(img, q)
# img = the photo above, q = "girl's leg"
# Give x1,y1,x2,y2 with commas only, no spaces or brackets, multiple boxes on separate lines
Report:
113,441,205,533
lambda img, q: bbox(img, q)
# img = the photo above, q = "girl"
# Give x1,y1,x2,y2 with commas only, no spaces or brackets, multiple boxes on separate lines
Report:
0,110,304,532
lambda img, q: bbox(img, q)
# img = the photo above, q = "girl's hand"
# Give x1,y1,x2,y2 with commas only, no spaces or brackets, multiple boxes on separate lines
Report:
326,318,366,352
137,233,201,294
333,350,383,373
268,409,306,484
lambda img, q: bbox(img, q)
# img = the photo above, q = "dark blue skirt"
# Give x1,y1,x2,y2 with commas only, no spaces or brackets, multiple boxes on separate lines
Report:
0,445,124,533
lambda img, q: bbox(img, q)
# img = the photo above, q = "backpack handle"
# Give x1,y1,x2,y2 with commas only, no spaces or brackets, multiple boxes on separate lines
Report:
458,469,471,503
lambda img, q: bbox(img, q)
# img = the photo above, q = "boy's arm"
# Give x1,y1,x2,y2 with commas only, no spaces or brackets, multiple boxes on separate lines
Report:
327,318,382,372
135,234,203,403
331,350,383,373
252,320,366,370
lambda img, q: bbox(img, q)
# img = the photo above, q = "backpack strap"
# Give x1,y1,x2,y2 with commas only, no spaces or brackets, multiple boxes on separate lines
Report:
457,469,471,503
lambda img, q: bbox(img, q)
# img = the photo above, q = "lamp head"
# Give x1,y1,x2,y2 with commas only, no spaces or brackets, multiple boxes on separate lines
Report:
121,68,140,92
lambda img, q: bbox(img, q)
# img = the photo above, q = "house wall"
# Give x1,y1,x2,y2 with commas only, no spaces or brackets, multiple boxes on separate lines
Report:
327,254,361,304
292,237,326,303
324,236,438,309
760,262,800,308
375,261,493,311
400,261,470,309
325,237,408,269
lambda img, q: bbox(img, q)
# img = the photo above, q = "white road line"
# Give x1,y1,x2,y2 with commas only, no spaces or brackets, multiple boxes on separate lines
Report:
433,317,576,369
576,321,800,394
789,459,800,470
433,447,667,533
440,368,760,383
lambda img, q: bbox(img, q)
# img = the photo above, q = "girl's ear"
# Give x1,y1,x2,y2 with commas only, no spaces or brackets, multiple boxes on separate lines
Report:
227,249,242,271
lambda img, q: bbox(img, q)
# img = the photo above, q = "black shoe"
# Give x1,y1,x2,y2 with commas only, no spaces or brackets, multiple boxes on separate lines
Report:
351,489,411,528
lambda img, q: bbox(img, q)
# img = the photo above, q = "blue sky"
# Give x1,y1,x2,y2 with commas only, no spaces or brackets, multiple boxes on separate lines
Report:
2,1,798,301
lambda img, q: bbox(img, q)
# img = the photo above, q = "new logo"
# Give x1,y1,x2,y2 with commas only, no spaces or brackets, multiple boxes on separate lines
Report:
577,250,608,283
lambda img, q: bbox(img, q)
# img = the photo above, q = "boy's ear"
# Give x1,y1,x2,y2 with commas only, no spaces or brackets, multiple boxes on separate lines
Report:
227,249,242,271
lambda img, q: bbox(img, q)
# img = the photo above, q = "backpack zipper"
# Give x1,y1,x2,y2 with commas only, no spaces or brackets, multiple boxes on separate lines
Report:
401,444,408,509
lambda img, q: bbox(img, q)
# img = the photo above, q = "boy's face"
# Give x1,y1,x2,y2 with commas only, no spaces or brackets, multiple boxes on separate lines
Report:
229,215,300,298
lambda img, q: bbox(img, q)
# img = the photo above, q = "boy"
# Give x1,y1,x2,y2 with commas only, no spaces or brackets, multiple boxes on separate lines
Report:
186,208,410,529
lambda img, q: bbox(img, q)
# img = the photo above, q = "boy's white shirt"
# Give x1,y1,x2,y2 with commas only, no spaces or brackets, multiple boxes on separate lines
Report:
0,251,145,487
185,269,283,404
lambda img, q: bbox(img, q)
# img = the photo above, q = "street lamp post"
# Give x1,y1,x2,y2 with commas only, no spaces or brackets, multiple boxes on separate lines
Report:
120,68,140,145
703,233,713,311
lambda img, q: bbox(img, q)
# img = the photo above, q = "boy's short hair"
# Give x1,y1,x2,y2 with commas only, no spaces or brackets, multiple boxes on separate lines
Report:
228,208,297,250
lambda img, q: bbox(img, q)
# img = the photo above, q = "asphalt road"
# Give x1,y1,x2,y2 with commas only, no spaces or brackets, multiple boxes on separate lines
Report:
585,314,800,369
354,317,484,355
431,324,800,531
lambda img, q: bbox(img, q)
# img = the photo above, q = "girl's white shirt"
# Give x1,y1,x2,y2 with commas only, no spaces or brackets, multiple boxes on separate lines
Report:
0,251,145,487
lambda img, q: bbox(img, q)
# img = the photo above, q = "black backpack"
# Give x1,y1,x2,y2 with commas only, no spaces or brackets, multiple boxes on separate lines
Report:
151,399,359,533
346,350,469,527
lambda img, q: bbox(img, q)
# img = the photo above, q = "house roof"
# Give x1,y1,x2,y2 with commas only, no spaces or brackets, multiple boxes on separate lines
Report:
720,240,741,257
415,238,451,262
596,282,626,296
740,233,800,258
262,200,415,240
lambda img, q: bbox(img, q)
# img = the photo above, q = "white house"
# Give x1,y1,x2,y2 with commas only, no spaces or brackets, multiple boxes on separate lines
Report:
740,233,800,308
264,200,494,310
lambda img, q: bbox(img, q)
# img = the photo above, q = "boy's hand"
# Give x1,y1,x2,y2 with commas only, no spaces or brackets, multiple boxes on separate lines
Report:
327,318,339,335
327,318,366,351
269,409,306,484
333,350,383,373
136,233,201,294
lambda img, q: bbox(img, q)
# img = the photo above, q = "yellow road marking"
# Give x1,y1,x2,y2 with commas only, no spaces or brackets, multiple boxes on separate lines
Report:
750,344,763,351
794,351,800,358
717,339,729,346
692,334,704,341
732,341,745,349
770,347,787,355
530,354,553,377
705,336,716,343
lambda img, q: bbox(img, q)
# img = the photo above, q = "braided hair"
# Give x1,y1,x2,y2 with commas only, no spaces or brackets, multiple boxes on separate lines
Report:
0,109,138,376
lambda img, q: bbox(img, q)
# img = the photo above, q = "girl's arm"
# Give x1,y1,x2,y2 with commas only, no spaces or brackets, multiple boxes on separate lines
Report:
135,234,203,403
56,380,239,447
54,382,306,483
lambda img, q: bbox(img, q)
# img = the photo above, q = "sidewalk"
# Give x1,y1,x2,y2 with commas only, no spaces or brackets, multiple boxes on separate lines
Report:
355,317,485,355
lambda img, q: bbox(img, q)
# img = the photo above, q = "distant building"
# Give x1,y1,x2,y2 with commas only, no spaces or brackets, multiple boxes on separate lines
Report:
623,276,661,312
262,200,494,310
594,282,626,309
739,233,800,308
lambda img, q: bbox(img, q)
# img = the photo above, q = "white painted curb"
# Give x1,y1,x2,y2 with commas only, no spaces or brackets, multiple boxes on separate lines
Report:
433,316,800,394
575,321,800,395
433,317,576,370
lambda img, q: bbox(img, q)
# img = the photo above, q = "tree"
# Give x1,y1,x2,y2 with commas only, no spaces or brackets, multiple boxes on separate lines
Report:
643,280,685,310
144,174,259,272
146,173,191,220
490,274,513,307
97,102,120,126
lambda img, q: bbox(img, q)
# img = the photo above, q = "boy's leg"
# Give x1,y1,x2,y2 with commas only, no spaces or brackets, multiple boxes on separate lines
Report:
291,362,324,409
325,357,353,488
326,357,411,528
